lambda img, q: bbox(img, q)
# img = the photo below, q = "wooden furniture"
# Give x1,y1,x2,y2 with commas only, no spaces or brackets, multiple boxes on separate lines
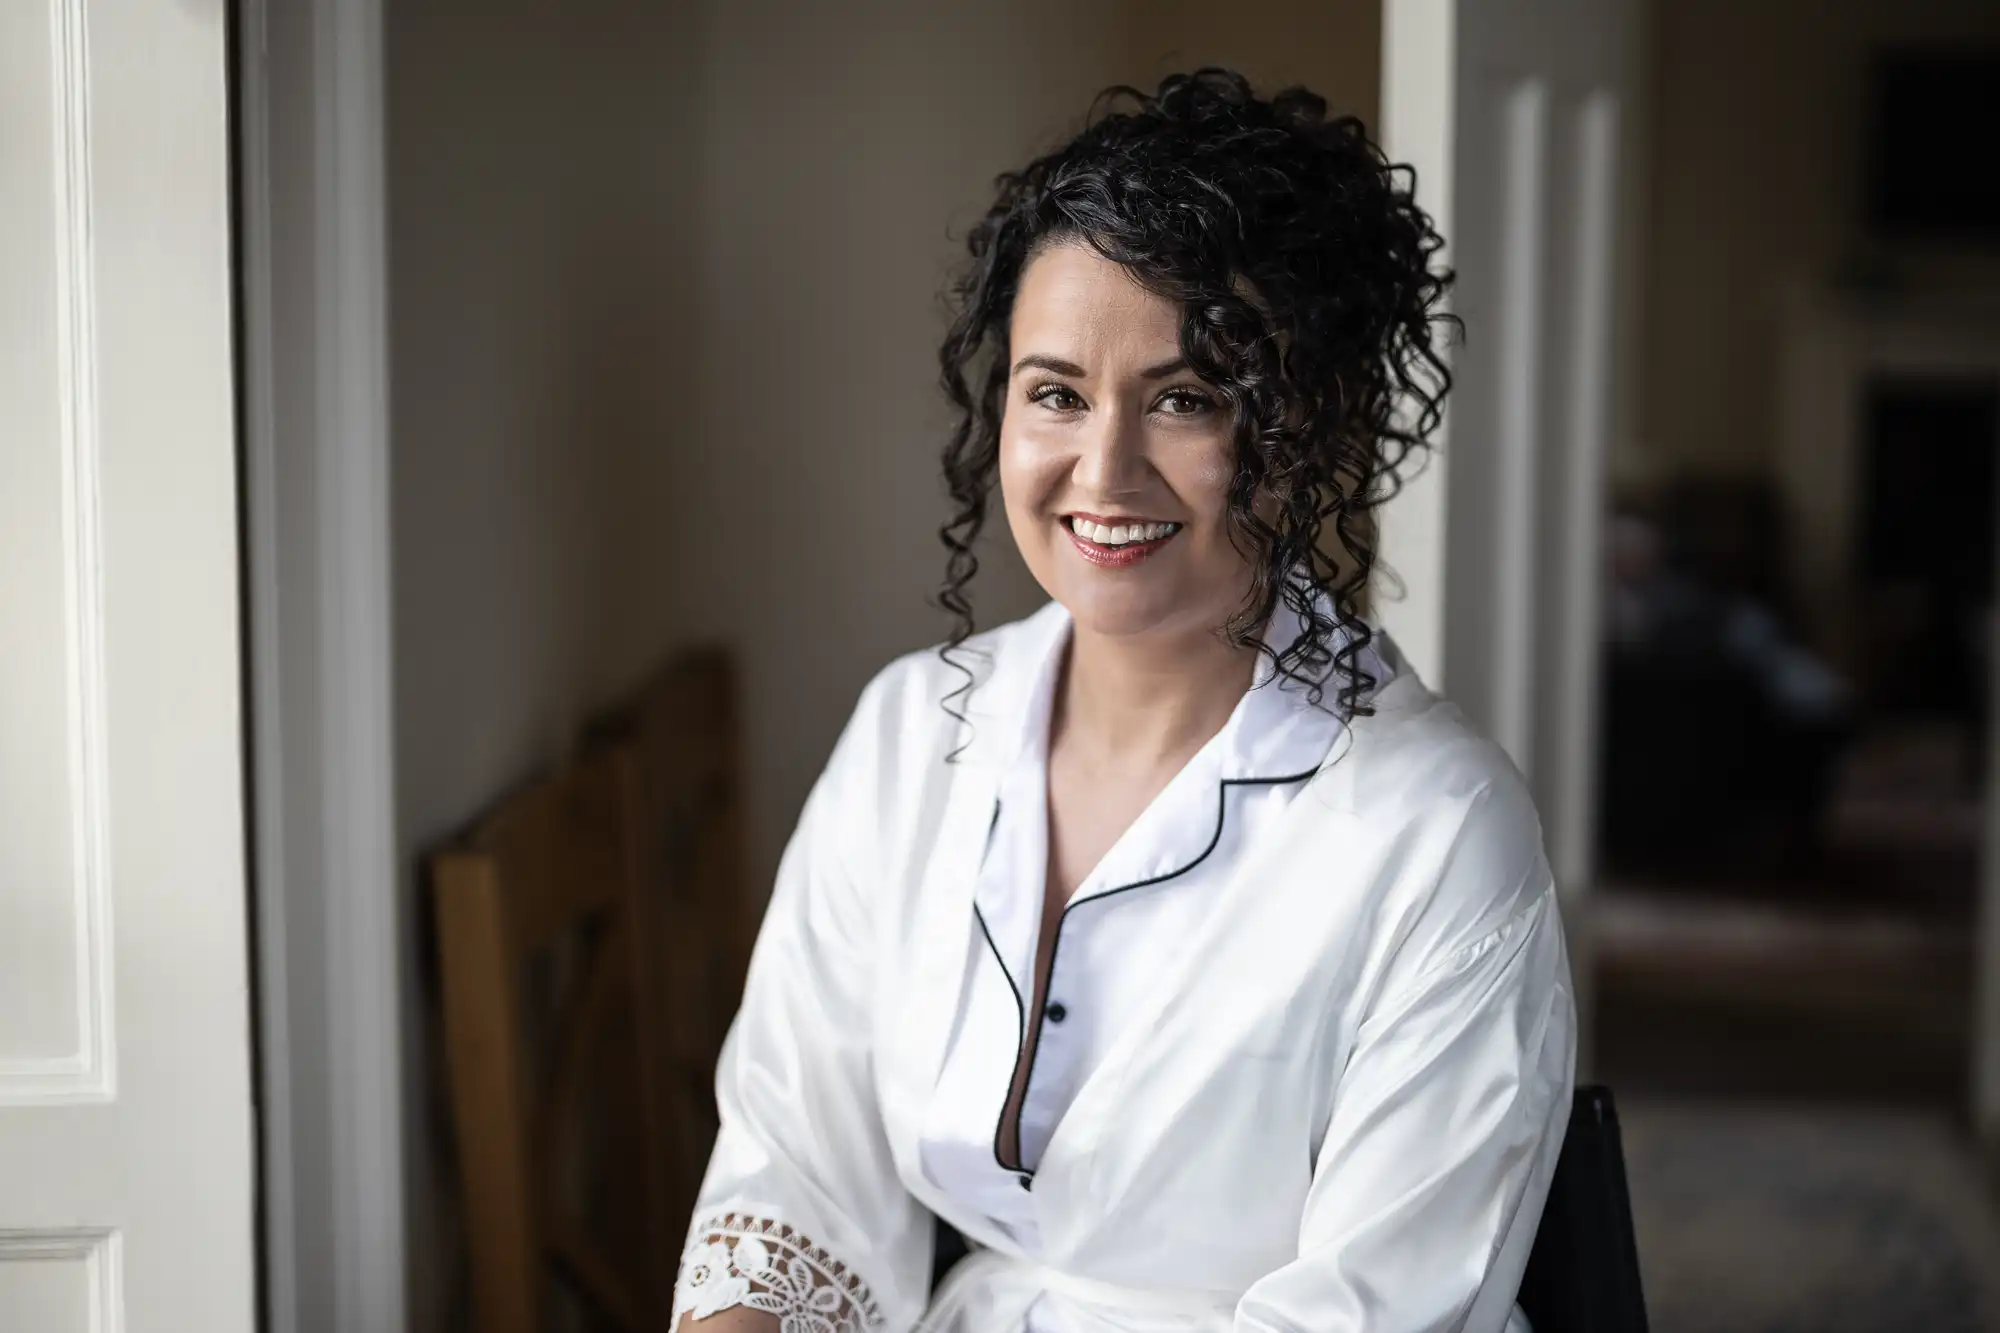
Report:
430,647,752,1332
589,647,755,1216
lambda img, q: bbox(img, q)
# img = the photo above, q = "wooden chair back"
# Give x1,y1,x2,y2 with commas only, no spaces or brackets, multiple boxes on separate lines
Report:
590,646,755,1210
430,740,680,1333
430,646,752,1333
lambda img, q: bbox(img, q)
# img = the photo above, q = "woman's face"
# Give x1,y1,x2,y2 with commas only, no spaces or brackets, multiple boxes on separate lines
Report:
999,242,1255,644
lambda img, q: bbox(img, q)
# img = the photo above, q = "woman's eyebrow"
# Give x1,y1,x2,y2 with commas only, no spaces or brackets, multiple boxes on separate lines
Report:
1008,354,1190,379
1010,354,1087,378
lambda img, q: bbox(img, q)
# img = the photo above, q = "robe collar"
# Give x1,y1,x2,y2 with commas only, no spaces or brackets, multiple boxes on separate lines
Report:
960,584,1380,787
967,587,1385,978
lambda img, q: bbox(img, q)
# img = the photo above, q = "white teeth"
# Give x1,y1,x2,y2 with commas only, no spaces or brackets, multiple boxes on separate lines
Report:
1068,518,1180,546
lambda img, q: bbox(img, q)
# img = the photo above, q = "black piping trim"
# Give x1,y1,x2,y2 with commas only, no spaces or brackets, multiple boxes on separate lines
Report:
972,900,1030,1181
980,764,1323,1178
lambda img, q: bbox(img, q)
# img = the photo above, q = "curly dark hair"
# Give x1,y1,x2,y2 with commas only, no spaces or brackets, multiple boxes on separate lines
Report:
935,67,1455,724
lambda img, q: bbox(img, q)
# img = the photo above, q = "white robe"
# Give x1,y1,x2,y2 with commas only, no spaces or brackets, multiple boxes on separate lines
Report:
675,603,1577,1333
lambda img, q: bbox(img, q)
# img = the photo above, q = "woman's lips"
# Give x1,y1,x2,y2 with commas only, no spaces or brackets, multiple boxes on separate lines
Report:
1063,518,1178,569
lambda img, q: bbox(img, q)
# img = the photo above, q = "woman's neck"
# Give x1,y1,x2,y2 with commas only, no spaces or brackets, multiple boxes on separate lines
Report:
1053,621,1260,773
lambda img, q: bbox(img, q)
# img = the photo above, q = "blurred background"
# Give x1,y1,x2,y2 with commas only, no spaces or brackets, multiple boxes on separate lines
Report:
377,1,2000,1329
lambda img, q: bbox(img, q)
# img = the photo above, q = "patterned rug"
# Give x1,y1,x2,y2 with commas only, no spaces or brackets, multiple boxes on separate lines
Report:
1620,1102,2000,1332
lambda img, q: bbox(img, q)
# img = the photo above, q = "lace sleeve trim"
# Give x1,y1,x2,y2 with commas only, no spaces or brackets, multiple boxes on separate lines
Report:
674,1211,885,1333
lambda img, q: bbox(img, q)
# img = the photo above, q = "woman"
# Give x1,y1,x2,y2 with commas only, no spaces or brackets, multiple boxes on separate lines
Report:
674,70,1574,1333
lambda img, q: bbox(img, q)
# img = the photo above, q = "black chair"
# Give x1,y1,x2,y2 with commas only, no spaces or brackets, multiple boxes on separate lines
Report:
1518,1086,1650,1333
932,1085,1649,1333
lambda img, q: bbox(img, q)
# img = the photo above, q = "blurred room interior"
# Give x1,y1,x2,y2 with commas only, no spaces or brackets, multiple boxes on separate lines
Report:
1587,2,2000,1327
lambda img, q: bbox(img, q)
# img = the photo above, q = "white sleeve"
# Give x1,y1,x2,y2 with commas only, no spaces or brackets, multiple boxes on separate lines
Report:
675,679,933,1333
1233,781,1578,1333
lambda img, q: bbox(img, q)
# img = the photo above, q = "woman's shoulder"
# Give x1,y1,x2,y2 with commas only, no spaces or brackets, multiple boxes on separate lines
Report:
1324,643,1534,823
1308,650,1551,950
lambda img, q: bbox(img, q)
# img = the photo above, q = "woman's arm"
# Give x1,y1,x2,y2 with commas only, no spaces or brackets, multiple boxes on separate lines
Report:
1234,778,1577,1333
671,671,933,1333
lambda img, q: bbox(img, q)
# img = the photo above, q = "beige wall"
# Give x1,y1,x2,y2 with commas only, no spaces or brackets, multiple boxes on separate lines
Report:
387,4,710,1324
1128,1,1379,119
387,7,1377,1319
391,0,705,869
1631,0,2000,483
390,0,1383,895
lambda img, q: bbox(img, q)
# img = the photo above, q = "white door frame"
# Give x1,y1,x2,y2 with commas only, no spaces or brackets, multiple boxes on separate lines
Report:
1374,0,1456,692
1379,0,1635,1074
237,0,405,1329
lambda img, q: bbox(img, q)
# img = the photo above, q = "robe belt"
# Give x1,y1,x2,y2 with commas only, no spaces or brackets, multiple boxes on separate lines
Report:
915,1247,1239,1333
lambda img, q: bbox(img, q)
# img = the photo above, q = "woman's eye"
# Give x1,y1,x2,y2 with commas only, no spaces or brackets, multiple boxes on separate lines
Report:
1156,387,1216,417
1028,383,1086,412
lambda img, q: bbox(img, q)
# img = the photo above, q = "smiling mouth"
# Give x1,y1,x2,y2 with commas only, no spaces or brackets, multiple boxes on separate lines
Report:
1061,514,1182,568
1063,516,1181,546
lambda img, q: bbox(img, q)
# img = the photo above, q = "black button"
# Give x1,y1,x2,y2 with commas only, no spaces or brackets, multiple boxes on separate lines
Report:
1019,1174,1033,1191
1045,1002,1068,1024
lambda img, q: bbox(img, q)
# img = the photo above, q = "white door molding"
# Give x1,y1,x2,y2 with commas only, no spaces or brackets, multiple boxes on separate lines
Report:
237,0,404,1329
1375,0,1457,689
1380,0,1636,1073
3,0,256,1322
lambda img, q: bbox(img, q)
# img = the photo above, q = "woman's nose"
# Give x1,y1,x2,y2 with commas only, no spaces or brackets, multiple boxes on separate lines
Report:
1071,403,1148,495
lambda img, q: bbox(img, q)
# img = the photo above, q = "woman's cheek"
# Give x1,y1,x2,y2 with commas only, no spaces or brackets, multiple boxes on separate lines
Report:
1001,432,1061,511
998,436,1057,554
1173,436,1237,531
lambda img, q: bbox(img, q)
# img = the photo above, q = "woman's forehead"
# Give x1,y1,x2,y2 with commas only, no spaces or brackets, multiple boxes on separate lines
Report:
1010,243,1180,365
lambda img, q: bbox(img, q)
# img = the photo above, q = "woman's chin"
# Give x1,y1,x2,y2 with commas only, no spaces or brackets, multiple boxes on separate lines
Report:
1051,575,1192,641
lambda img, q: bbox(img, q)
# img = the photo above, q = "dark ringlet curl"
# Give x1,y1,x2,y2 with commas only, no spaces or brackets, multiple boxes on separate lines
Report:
936,67,1456,738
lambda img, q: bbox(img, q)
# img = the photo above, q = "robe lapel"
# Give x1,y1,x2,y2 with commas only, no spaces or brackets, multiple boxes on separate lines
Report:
884,603,1070,1187
1028,761,1336,1214
1032,614,1402,1198
885,753,998,1186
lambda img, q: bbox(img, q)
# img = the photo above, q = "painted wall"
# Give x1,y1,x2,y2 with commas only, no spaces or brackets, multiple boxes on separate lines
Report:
390,0,707,874
1127,1,1380,116
386,6,712,1324
388,1,1384,908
